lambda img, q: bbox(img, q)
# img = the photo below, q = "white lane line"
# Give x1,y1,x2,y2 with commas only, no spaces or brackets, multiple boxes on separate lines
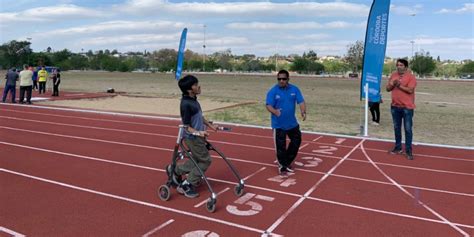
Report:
360,142,470,237
243,167,267,181
312,136,322,142
2,119,472,176
1,103,472,151
265,140,364,234
2,141,472,198
298,143,309,151
0,227,25,237
194,167,267,208
142,219,175,237
0,169,266,235
194,188,230,208
2,108,472,160
2,145,472,230
0,116,175,138
305,197,474,229
0,126,172,152
2,124,470,178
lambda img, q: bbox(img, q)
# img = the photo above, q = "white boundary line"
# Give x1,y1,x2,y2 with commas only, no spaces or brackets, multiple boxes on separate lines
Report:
359,142,470,236
0,168,267,235
142,219,175,237
1,103,472,150
1,143,472,229
265,140,364,234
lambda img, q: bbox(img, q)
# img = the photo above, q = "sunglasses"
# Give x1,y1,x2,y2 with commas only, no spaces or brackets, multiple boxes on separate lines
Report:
277,77,289,81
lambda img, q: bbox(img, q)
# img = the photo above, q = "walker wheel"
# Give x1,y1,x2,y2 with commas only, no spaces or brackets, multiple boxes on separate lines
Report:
158,185,171,201
234,185,244,197
206,198,216,213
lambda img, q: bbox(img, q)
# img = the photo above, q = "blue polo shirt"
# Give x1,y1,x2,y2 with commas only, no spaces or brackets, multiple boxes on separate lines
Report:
266,84,304,130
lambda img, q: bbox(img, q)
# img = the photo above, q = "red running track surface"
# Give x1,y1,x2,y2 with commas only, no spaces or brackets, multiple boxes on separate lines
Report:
0,102,473,236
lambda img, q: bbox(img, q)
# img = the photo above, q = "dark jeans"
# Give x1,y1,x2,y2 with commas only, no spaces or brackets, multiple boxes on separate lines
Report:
369,102,380,123
2,85,16,102
33,80,38,90
391,106,414,153
176,136,212,186
274,125,302,167
39,81,46,94
19,86,33,103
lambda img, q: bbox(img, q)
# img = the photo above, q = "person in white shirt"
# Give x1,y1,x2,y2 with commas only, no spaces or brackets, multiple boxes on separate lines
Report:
19,64,34,104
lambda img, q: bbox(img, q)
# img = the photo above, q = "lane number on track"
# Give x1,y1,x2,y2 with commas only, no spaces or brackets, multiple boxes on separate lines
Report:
312,146,338,155
268,173,296,187
335,138,346,144
181,230,219,237
182,230,219,237
226,193,274,216
294,156,323,168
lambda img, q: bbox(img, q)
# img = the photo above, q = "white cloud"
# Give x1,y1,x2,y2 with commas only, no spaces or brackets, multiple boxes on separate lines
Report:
118,1,369,18
390,4,422,16
227,21,365,30
36,20,190,37
436,3,474,14
0,4,106,25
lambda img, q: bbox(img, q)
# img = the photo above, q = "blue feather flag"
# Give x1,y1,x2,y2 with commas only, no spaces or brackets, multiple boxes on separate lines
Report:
175,28,188,80
360,0,391,102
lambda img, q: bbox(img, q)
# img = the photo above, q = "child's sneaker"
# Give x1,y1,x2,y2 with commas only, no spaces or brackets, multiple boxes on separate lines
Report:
406,151,414,160
166,164,182,186
177,180,199,198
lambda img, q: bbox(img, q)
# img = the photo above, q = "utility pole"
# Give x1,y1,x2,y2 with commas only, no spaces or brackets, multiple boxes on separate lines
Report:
202,24,206,72
26,37,32,64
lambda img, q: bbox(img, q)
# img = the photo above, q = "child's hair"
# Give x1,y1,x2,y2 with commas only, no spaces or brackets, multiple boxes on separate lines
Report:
178,75,198,95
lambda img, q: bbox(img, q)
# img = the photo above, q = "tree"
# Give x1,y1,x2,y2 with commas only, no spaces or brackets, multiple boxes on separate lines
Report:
150,49,177,72
458,61,474,74
303,50,318,60
290,56,324,74
0,40,32,68
345,40,364,73
322,60,350,75
411,51,436,77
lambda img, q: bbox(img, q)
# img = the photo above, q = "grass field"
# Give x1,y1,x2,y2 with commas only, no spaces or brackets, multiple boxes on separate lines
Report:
50,71,474,147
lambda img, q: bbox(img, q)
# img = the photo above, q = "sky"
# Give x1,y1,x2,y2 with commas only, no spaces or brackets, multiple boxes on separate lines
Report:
0,0,473,61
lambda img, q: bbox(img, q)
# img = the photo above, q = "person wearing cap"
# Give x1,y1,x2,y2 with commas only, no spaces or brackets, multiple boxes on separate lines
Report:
266,69,306,176
2,67,19,103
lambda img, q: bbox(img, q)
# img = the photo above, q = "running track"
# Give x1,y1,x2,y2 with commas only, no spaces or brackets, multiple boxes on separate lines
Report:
0,103,473,236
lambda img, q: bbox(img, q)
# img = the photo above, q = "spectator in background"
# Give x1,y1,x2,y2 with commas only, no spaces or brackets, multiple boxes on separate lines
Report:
2,67,19,103
38,66,48,94
19,64,34,104
52,69,61,96
386,59,417,160
369,95,382,125
32,66,38,91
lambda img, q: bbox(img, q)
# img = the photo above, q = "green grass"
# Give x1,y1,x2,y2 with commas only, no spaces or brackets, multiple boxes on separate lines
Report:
56,71,474,147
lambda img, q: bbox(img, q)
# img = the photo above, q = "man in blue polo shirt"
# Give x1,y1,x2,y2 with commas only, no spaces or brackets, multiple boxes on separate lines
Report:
266,70,306,176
